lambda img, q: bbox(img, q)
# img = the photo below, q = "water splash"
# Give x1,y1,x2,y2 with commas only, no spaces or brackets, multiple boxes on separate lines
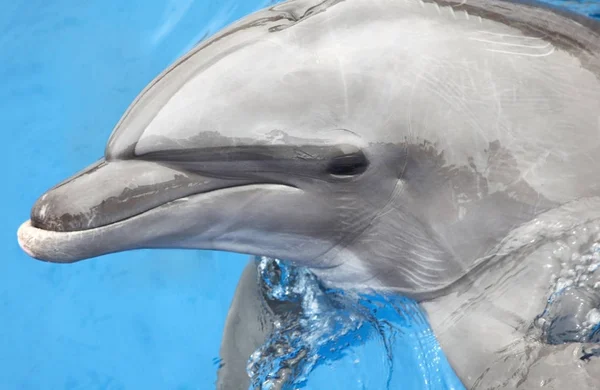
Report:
535,223,600,346
246,256,464,389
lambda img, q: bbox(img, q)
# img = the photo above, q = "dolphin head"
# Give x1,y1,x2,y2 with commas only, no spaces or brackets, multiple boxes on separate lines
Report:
18,3,421,289
18,113,418,292
21,0,552,297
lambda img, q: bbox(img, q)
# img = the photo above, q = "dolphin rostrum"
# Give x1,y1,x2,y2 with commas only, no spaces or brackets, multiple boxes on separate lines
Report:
17,0,600,387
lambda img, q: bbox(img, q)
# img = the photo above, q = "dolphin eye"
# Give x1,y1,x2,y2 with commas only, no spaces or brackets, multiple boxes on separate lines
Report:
326,151,369,177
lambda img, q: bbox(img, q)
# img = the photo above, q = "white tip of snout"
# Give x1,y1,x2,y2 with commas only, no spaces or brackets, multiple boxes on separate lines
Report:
17,220,37,258
16,219,91,263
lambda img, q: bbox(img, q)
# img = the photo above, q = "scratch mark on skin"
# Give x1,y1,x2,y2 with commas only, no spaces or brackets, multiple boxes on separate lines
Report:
378,61,406,134
461,58,478,92
415,58,491,145
468,38,553,50
324,19,350,119
449,6,456,19
517,150,551,187
469,30,556,57
474,31,545,40
487,47,556,57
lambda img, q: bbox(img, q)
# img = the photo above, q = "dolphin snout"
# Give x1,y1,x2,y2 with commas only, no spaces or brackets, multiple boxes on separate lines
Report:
31,184,97,233
30,159,110,232
30,159,240,232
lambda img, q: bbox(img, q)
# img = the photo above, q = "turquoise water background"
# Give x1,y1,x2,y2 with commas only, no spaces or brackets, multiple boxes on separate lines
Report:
1,0,599,389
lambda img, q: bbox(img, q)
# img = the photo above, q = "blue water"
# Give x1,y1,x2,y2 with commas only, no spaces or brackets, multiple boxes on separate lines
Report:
1,1,599,389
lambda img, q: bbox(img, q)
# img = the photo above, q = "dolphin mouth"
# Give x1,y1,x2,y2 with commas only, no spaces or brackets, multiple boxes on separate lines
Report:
20,157,298,262
18,183,301,263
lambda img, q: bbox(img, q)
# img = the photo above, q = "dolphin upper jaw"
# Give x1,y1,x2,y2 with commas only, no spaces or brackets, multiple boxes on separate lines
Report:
27,158,269,233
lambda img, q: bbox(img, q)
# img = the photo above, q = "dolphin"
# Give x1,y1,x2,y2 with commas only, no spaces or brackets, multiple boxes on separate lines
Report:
17,0,600,387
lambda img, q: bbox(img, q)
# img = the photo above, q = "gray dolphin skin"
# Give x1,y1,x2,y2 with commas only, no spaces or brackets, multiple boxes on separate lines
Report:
17,0,600,388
